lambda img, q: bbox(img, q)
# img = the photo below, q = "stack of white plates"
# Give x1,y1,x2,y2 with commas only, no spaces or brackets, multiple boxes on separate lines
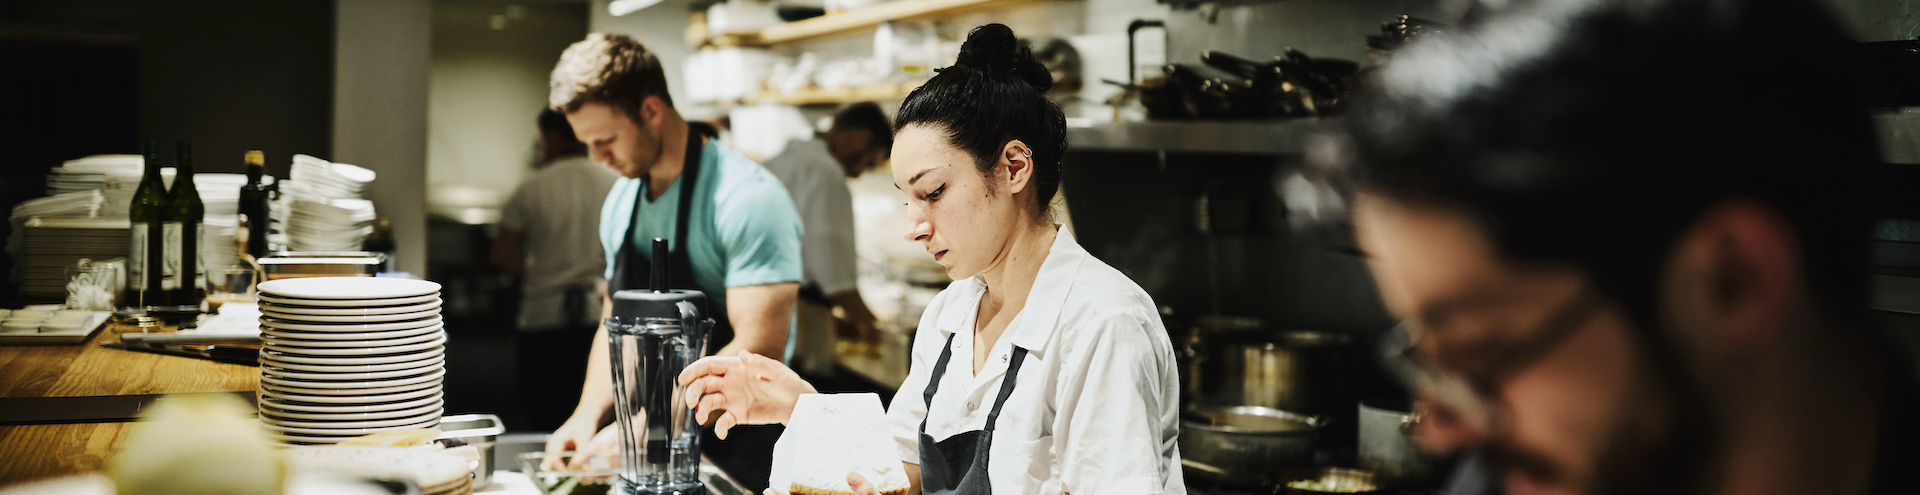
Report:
255,277,446,446
195,173,249,271
275,155,378,252
286,154,375,200
47,155,143,196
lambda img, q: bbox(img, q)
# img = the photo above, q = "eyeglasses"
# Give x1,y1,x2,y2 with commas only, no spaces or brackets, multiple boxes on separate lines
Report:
1379,290,1608,436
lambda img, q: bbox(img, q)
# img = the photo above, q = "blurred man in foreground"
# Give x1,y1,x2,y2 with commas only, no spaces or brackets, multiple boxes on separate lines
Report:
1314,0,1916,494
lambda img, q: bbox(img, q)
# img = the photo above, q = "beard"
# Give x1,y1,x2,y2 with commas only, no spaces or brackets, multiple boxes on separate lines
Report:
1480,319,1721,495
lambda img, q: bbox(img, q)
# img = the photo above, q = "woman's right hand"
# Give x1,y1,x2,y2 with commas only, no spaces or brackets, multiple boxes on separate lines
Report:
678,351,817,439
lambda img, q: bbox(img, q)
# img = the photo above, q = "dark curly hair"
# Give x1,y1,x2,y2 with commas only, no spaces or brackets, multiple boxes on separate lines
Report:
896,23,1068,221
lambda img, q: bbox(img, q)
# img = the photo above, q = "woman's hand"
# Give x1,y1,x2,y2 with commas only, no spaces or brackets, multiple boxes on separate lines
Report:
762,473,883,495
678,351,818,439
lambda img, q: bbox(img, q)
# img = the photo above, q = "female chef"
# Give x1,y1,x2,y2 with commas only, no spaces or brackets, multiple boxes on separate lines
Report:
678,23,1186,495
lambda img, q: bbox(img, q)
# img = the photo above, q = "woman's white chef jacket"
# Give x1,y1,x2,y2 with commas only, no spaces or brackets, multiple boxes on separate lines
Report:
885,227,1186,495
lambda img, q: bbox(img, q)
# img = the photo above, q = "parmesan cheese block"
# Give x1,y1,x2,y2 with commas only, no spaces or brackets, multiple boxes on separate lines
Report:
770,393,911,495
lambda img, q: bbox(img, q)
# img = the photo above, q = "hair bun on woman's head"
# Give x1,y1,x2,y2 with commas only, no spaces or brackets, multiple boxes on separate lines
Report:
954,23,1052,93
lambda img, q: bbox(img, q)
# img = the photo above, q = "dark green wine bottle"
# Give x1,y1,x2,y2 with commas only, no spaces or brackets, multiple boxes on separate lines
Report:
239,150,272,259
167,141,205,307
130,141,170,307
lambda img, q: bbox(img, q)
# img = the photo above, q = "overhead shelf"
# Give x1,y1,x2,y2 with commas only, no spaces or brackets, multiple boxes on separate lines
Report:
1070,110,1920,158
714,0,1041,47
1066,119,1324,155
738,82,923,106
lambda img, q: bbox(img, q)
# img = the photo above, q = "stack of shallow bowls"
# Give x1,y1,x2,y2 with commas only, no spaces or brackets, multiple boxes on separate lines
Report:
255,277,446,446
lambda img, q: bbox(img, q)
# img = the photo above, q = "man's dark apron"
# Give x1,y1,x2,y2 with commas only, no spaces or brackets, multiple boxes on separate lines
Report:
608,124,779,491
918,333,1032,494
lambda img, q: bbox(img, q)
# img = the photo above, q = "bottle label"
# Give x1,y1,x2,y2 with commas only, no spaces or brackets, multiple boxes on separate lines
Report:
162,221,182,291
128,224,147,290
191,222,205,290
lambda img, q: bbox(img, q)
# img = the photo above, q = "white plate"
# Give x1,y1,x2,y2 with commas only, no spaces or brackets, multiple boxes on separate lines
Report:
261,324,442,342
262,413,442,433
261,419,440,438
260,405,444,426
260,399,444,421
264,335,447,356
259,367,446,389
258,293,440,307
261,316,443,332
259,278,442,300
259,308,440,323
260,346,445,365
261,360,444,381
257,300,442,316
259,353,443,373
261,329,443,348
258,390,443,411
259,378,442,398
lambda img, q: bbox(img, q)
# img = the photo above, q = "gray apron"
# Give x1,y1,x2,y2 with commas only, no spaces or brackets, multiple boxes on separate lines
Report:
918,333,1031,494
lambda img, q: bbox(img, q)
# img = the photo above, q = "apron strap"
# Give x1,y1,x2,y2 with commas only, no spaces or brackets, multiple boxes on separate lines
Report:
613,127,706,292
980,347,1029,432
918,333,1031,435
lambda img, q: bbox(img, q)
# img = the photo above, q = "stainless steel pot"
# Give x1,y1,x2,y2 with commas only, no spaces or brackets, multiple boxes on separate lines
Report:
1215,330,1353,414
1356,403,1434,485
1179,406,1323,482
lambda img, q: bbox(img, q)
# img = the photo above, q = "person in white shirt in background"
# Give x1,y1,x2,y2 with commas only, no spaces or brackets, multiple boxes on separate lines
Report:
490,108,620,431
757,102,890,377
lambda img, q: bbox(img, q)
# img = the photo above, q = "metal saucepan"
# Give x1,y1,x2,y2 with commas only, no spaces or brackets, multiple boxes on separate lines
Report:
1179,405,1324,483
1357,402,1436,486
1214,330,1355,415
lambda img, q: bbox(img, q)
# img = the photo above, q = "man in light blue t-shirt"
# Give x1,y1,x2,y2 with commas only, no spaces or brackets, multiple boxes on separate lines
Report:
541,32,802,490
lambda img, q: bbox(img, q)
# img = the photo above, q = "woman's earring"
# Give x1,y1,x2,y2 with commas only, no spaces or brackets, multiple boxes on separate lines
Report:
1022,148,1032,158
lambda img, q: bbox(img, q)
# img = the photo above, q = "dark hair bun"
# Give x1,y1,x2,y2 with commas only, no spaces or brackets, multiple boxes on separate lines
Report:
955,23,1052,93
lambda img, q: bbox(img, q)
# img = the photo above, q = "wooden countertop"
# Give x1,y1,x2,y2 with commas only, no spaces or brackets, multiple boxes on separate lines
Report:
0,325,258,485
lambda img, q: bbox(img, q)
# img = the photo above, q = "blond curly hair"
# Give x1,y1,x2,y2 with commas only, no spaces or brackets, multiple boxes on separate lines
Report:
549,33,672,119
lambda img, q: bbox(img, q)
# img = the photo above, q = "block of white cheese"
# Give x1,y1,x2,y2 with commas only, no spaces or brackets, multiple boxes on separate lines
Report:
771,393,911,495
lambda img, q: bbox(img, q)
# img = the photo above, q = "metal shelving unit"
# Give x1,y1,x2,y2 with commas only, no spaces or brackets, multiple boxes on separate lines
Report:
1065,118,1323,154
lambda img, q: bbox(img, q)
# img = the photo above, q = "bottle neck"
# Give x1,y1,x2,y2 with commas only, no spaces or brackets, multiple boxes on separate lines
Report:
247,165,263,183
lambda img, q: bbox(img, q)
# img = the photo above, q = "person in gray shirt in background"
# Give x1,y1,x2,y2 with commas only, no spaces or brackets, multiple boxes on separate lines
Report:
491,108,620,431
758,103,890,377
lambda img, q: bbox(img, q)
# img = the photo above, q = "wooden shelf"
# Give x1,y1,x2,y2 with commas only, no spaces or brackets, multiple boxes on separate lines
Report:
714,0,1040,47
739,81,923,106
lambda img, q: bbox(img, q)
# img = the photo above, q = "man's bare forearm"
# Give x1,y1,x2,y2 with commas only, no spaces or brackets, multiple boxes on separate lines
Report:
717,282,800,360
572,283,616,425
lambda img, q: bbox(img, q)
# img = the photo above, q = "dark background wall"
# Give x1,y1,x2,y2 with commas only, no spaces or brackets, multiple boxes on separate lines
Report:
0,0,334,306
